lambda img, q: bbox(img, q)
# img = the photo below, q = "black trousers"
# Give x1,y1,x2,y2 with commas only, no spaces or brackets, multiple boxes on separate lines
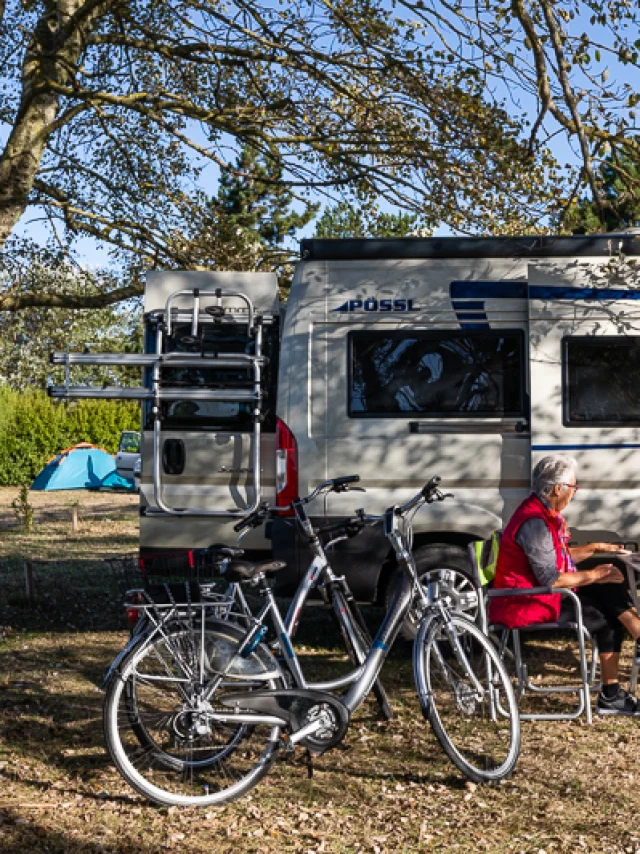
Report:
557,579,634,653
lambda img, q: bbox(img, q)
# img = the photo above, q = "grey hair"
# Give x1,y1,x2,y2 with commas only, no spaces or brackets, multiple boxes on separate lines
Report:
532,454,578,498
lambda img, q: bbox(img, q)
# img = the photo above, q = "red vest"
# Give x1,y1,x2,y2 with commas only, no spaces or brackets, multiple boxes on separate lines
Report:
488,494,566,628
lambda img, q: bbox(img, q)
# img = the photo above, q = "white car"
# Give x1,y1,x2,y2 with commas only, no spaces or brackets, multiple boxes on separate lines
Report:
115,430,141,481
133,457,141,491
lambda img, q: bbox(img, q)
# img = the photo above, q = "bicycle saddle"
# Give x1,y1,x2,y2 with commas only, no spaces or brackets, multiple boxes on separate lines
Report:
207,543,245,558
224,559,286,582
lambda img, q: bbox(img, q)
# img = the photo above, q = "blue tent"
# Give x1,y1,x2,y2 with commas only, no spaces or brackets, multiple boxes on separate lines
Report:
31,444,136,492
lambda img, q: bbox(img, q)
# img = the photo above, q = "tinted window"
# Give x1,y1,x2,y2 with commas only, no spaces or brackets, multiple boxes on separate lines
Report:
349,330,524,417
144,320,279,431
565,337,640,424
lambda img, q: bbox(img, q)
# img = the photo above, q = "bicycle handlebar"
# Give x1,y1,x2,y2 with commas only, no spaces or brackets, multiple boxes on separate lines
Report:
300,474,361,505
233,475,363,533
355,476,449,524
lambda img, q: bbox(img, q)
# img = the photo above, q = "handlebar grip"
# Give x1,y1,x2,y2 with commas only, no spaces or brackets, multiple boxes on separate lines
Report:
333,474,360,487
422,476,441,498
233,506,267,532
332,475,360,493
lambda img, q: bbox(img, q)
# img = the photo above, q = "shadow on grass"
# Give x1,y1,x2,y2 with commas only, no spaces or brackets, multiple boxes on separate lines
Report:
0,804,178,854
0,557,139,633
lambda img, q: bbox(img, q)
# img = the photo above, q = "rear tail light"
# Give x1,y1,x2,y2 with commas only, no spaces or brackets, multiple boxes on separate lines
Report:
275,417,298,516
126,591,145,629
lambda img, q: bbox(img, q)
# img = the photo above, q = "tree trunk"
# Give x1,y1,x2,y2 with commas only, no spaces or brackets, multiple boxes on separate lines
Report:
0,0,113,250
0,92,61,246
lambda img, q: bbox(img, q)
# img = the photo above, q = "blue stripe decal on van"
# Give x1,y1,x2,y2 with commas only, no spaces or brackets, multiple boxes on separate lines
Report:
450,281,528,299
451,298,489,329
450,281,640,301
532,444,640,451
530,286,640,301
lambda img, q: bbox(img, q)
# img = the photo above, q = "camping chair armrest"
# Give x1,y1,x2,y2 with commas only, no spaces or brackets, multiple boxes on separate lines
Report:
482,587,584,631
486,587,582,612
483,587,585,635
486,586,553,598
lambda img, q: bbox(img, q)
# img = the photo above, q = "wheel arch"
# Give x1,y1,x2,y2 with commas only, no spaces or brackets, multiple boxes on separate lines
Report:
374,531,479,606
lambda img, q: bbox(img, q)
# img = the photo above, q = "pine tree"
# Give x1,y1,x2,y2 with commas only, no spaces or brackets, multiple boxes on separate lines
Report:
184,146,318,284
563,154,640,234
314,202,422,239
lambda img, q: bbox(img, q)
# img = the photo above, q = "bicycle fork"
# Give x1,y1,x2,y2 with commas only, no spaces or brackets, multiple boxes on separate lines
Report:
414,604,499,722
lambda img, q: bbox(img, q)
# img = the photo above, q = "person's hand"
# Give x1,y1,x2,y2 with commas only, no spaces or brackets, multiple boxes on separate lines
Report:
590,564,625,584
592,542,631,555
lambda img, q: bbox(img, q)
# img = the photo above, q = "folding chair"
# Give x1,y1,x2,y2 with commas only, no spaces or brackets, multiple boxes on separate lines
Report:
468,538,599,723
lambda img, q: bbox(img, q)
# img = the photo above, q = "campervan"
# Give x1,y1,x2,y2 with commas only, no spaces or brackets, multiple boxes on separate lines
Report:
50,235,640,614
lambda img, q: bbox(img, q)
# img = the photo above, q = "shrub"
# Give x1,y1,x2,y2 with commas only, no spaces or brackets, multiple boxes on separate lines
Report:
0,388,140,485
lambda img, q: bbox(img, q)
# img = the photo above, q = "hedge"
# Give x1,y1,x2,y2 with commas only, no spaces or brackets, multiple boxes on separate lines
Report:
0,388,140,486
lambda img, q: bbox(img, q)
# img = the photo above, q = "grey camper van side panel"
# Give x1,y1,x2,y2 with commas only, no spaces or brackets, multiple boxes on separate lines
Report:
280,257,532,533
529,260,640,544
276,243,640,599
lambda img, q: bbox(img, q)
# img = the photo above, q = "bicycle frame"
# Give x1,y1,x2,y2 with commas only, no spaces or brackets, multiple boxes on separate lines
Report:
115,477,469,727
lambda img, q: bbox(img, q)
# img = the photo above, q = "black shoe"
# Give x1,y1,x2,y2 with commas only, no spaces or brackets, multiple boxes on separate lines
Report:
596,687,640,716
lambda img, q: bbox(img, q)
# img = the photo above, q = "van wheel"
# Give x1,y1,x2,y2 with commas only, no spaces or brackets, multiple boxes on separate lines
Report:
384,544,479,641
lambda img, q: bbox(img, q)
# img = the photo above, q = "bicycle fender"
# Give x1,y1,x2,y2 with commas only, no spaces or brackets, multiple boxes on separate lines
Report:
117,618,282,683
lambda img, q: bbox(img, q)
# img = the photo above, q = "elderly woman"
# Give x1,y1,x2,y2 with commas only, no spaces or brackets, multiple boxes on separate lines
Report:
489,454,640,716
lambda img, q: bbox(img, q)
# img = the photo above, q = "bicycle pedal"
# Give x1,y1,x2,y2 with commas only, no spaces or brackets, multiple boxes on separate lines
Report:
279,734,296,757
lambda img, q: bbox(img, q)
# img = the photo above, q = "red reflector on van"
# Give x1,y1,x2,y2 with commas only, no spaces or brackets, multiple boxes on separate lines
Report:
275,417,298,517
138,550,195,578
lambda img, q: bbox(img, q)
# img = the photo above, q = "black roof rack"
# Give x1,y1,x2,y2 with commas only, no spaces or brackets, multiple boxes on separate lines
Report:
300,235,640,261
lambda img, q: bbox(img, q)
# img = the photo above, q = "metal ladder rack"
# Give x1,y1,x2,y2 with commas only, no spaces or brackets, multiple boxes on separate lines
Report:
49,288,270,518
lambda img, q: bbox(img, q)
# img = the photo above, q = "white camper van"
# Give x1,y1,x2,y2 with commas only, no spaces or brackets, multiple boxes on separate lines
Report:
270,234,640,604
50,235,640,608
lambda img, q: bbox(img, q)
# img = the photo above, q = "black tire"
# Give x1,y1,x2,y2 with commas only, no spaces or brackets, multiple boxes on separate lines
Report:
414,614,520,784
384,543,479,640
104,626,283,807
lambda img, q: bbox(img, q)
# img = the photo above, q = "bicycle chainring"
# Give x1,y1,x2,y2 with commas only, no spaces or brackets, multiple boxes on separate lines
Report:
296,696,350,754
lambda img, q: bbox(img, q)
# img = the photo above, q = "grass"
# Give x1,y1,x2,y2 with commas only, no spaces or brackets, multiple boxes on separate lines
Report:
1,487,640,852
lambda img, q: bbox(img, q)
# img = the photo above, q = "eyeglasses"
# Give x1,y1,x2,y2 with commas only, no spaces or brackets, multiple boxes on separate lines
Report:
560,483,579,492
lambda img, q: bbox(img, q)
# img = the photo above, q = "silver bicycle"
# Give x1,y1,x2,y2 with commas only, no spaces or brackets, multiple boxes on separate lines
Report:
103,476,520,806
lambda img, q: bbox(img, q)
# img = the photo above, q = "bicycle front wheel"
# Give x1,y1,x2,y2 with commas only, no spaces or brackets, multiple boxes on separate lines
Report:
414,613,520,784
104,625,283,807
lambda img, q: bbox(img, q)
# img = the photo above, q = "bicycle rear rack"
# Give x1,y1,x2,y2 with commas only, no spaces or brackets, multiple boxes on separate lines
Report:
49,285,275,518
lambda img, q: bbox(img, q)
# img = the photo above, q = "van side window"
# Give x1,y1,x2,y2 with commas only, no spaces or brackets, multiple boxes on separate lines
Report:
564,337,640,425
349,330,524,417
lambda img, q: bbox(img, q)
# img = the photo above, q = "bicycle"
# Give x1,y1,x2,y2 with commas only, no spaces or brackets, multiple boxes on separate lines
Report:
107,476,392,720
103,476,520,806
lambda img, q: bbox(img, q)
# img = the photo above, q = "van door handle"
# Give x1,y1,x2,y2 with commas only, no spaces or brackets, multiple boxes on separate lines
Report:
163,439,185,475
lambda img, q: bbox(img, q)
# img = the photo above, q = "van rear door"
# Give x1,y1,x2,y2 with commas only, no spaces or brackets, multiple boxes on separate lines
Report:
528,260,640,544
139,272,279,550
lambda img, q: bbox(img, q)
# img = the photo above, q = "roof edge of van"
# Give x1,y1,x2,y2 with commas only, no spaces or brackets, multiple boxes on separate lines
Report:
299,235,640,261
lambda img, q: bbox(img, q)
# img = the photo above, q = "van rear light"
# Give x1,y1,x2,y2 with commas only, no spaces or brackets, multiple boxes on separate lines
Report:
275,417,298,516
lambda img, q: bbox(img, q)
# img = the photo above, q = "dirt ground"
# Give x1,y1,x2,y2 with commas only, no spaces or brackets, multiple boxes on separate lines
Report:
1,489,640,853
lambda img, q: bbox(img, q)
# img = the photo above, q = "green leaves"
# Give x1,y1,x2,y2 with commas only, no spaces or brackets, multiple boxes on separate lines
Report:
0,389,139,486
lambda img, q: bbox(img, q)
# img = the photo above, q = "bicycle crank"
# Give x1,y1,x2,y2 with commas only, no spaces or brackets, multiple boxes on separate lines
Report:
219,688,350,753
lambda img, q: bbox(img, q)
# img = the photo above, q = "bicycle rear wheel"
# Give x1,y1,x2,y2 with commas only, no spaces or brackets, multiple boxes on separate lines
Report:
414,613,520,784
104,625,283,807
